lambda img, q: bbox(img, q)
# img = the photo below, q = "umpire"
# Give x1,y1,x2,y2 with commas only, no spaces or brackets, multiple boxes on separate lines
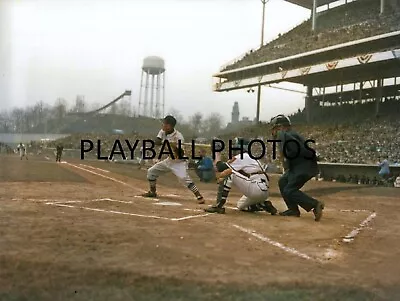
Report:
270,114,324,221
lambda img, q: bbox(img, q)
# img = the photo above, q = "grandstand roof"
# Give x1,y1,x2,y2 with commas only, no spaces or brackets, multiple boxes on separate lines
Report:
284,0,337,9
219,0,398,72
212,30,400,91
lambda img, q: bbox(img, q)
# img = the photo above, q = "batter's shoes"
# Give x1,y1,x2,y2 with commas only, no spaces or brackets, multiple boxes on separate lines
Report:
313,201,325,222
197,195,205,204
279,209,301,217
142,191,157,198
204,206,225,214
261,201,278,215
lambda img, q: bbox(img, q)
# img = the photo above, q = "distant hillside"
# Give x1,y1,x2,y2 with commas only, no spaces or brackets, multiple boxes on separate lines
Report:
31,114,195,138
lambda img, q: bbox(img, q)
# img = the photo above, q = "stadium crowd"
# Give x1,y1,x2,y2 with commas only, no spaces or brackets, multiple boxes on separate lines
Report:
222,0,400,71
32,97,400,187
288,98,400,165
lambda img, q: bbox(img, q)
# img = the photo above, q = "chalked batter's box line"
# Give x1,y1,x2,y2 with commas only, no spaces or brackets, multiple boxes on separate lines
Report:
13,197,376,264
45,198,211,222
61,161,378,248
65,162,203,200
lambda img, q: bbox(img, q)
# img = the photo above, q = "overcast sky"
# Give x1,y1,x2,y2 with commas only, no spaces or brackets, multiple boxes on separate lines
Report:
0,0,312,123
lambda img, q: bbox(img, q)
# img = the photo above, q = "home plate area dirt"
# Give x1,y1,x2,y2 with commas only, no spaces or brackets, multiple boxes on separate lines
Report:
1,155,400,301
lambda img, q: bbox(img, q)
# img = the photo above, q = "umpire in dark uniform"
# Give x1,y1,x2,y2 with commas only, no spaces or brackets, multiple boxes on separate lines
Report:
270,114,324,221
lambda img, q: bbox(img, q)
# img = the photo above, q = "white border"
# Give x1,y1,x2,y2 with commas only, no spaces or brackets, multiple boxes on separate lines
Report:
342,212,377,243
45,198,211,222
232,224,324,262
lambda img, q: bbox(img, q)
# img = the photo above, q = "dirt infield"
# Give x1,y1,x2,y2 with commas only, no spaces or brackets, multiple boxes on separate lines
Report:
1,154,400,300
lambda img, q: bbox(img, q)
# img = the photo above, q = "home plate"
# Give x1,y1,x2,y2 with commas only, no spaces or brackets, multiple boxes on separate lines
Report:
154,201,182,206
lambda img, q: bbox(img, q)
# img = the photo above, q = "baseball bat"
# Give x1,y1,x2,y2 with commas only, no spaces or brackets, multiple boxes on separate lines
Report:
182,142,211,148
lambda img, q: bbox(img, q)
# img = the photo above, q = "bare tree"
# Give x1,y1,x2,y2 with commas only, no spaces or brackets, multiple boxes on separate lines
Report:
116,100,132,116
33,100,47,128
188,112,203,137
109,103,118,115
11,108,24,133
167,107,184,123
89,102,101,112
23,106,35,132
203,112,224,138
53,98,68,121
0,110,11,132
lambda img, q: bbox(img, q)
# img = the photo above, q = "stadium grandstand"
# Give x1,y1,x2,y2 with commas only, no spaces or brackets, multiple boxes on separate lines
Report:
212,0,400,184
213,0,400,123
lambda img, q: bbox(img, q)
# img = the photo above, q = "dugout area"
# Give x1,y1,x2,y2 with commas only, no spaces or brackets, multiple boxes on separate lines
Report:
1,154,400,300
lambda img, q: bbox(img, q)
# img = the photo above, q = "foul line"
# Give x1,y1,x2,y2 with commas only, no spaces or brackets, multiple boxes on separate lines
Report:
171,214,210,221
232,224,322,263
65,162,146,193
79,164,110,173
343,212,377,243
63,164,196,201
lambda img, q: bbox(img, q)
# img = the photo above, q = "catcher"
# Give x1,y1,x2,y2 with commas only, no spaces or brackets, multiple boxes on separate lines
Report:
205,137,277,214
141,115,204,203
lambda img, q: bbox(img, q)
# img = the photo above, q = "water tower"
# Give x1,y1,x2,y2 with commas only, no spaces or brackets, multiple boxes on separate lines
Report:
138,56,165,118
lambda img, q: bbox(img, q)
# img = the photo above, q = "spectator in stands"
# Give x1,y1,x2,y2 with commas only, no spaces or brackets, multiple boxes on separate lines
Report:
378,157,391,179
394,174,400,188
360,174,367,185
195,149,215,183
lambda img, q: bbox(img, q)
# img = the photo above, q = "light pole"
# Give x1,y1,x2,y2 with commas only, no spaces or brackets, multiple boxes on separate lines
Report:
256,0,268,123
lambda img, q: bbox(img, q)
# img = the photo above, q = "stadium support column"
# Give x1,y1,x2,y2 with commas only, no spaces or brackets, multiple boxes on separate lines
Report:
256,0,268,123
312,0,317,31
305,86,313,123
376,79,383,116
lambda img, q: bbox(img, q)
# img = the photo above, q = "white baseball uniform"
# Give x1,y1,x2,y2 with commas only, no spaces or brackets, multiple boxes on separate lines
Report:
394,176,400,188
138,146,144,166
17,144,27,160
146,129,193,186
225,152,269,210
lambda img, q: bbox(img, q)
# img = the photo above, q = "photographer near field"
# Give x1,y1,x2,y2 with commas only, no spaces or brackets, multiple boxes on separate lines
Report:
195,148,215,183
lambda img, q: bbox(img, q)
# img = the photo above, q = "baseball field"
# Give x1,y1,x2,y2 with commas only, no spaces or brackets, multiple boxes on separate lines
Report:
1,154,399,301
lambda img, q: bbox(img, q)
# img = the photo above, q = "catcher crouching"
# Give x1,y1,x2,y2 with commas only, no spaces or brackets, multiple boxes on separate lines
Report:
205,138,277,214
141,115,205,204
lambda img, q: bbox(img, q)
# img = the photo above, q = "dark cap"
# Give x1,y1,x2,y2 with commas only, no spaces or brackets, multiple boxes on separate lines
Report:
163,115,177,127
269,114,291,128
